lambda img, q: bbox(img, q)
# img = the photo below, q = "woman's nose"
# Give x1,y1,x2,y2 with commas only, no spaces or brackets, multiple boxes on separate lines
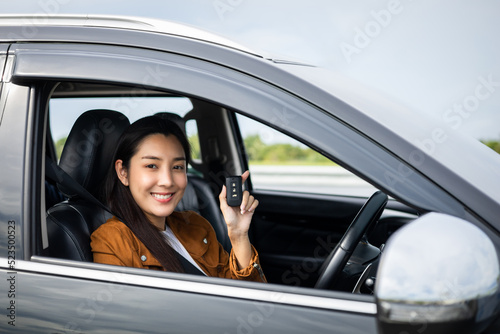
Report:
158,169,174,187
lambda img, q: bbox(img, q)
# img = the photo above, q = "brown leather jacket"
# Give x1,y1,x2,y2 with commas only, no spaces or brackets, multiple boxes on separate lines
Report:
90,211,266,282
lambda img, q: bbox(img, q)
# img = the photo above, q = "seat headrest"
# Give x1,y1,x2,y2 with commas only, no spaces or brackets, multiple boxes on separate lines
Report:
58,109,130,198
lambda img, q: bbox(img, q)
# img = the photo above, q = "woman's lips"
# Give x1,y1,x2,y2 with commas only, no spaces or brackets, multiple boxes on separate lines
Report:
151,192,174,202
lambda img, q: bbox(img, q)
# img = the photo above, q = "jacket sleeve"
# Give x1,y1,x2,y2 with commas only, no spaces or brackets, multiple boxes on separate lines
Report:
188,213,267,282
228,244,267,283
178,212,267,282
90,223,140,268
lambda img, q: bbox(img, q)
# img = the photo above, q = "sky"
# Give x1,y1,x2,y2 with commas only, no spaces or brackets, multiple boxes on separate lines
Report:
1,0,500,141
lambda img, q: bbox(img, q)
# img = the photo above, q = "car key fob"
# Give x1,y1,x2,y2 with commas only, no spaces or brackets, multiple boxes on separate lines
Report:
226,176,242,207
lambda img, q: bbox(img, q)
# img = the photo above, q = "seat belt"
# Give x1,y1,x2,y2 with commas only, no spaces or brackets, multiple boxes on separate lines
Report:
45,157,206,276
45,157,109,213
173,253,205,276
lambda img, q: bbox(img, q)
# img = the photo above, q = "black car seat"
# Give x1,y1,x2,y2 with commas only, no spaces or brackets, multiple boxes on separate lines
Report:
46,109,130,261
156,112,231,252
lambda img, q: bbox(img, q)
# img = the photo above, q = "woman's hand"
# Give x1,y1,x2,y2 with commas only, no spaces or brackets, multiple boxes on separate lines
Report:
219,170,258,238
219,170,258,269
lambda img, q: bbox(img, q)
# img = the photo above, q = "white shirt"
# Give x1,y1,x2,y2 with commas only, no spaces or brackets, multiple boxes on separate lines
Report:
162,226,207,276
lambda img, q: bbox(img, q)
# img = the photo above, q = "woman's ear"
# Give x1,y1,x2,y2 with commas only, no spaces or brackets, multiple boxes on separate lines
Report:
115,160,129,186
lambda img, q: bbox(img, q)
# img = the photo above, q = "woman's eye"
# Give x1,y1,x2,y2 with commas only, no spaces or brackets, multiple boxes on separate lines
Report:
173,165,185,170
146,164,158,169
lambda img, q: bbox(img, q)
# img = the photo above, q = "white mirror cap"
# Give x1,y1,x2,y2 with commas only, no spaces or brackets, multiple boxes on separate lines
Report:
376,212,499,323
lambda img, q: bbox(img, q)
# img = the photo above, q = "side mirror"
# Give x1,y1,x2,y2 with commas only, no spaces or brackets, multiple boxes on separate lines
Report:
375,213,500,334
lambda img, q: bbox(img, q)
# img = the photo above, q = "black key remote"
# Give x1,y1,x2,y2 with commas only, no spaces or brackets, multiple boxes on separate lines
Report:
226,176,242,207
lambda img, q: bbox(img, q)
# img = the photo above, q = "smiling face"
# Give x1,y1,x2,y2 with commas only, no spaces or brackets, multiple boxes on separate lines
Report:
115,133,187,229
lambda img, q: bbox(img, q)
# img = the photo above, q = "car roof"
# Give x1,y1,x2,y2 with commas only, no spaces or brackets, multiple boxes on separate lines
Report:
0,14,260,56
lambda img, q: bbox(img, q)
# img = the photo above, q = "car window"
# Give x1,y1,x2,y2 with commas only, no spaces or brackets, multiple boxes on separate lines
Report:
236,114,377,197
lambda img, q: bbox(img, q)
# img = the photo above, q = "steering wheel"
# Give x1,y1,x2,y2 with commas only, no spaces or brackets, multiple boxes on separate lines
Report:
315,191,388,290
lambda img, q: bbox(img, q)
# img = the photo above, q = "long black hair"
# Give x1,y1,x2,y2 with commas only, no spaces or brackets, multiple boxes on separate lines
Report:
105,115,191,272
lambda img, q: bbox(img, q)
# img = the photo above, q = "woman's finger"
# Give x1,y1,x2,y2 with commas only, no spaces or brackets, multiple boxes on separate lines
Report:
248,198,259,212
219,185,228,209
241,170,250,184
240,190,250,214
245,195,258,212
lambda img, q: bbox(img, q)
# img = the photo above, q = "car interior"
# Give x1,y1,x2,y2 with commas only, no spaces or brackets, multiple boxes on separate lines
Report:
40,81,419,293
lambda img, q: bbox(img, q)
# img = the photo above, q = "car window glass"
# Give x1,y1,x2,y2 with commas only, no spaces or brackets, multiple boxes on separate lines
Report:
236,114,377,197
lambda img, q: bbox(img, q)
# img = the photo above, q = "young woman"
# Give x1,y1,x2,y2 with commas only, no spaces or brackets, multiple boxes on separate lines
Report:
90,115,266,282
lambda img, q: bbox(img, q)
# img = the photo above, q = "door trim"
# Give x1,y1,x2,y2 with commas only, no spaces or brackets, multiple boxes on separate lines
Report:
9,258,377,315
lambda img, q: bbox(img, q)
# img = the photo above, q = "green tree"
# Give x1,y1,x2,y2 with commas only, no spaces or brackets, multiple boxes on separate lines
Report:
188,133,201,161
243,134,335,165
55,137,67,160
481,140,500,154
244,134,266,161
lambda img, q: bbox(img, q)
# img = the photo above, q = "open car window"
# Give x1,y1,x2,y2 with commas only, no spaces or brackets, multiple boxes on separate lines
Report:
15,39,459,321
42,80,387,293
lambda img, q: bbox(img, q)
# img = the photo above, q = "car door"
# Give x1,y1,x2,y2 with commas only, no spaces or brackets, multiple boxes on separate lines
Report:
0,40,381,333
